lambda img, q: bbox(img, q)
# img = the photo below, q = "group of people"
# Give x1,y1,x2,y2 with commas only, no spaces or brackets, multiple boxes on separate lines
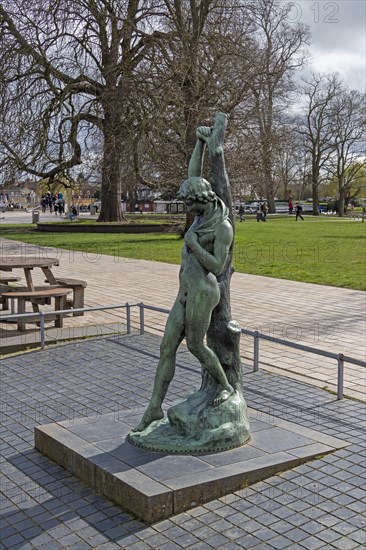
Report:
0,192,23,210
40,192,65,214
238,202,269,222
237,200,304,222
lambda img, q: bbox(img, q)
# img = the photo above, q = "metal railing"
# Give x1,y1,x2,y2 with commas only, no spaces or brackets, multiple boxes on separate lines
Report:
0,303,138,349
1,302,365,400
241,328,365,401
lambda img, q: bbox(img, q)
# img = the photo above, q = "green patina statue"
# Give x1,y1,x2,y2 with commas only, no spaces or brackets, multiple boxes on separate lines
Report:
129,114,250,453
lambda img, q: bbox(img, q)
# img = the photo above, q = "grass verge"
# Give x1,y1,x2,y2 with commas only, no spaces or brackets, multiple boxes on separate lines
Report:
1,216,365,290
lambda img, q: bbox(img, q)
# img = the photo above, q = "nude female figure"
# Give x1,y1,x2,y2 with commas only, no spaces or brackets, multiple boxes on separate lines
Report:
133,126,234,432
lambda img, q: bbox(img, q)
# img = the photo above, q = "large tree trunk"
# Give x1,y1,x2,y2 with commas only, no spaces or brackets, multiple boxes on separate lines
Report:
97,101,126,222
265,186,276,213
338,188,346,217
262,152,276,213
312,180,319,215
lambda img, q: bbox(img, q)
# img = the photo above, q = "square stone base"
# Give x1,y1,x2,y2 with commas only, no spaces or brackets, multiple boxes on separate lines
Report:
34,408,348,524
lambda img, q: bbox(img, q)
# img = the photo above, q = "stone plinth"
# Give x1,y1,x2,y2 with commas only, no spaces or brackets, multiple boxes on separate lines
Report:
34,408,349,524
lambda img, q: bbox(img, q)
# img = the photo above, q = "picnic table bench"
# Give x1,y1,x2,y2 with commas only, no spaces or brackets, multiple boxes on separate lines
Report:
0,274,22,284
44,277,87,316
2,287,72,331
0,257,87,329
0,275,21,310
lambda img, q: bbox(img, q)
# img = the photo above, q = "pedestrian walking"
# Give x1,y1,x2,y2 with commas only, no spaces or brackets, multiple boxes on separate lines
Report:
238,204,245,222
256,205,262,222
260,202,268,222
295,202,304,221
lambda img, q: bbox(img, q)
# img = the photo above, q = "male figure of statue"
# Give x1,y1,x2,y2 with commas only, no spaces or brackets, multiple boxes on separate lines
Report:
133,126,234,433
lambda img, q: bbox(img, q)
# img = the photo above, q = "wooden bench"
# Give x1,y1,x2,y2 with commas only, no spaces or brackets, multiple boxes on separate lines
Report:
8,285,62,305
1,288,72,331
46,278,87,316
0,275,21,284
0,275,21,310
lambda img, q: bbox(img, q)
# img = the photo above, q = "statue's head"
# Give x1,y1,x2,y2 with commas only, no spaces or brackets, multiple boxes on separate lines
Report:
177,177,216,204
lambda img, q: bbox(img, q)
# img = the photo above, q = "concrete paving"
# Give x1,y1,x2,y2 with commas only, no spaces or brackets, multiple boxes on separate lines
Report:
1,333,366,549
1,237,365,401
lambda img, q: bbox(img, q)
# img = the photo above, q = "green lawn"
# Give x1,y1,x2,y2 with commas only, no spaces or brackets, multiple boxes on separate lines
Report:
1,216,365,290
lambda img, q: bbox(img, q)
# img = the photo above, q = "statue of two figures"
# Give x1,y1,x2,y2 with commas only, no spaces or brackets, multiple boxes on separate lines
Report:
129,113,251,453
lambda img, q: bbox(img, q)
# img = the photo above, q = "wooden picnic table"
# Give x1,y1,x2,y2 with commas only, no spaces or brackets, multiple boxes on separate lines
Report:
0,257,86,323
0,256,59,291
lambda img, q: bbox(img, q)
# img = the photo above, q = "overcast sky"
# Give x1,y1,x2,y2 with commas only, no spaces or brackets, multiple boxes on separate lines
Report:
287,0,365,91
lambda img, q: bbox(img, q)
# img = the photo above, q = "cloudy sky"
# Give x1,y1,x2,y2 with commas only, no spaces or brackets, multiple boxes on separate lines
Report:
287,0,365,91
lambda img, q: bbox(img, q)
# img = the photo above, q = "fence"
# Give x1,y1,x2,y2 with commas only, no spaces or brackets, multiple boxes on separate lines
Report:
1,302,365,401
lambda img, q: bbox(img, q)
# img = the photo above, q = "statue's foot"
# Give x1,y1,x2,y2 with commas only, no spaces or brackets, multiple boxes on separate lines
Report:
211,387,235,406
131,406,164,432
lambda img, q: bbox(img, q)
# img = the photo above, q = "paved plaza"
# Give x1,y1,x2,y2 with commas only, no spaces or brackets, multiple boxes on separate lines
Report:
1,233,365,548
1,332,366,549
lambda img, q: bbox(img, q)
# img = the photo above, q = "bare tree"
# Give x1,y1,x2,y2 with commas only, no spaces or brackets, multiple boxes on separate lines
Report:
1,0,311,221
298,73,343,214
0,0,167,221
328,89,366,216
133,1,254,196
272,119,305,200
241,0,310,212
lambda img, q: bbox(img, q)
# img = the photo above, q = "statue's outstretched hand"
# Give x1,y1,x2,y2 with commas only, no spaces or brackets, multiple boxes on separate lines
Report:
196,126,212,142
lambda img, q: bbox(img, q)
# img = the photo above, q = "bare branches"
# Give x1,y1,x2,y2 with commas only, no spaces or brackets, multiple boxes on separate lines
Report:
327,89,366,214
4,0,358,221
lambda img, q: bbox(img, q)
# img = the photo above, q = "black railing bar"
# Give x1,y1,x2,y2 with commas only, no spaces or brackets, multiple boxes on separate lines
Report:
341,355,365,367
241,328,365,367
0,303,140,321
1,303,363,370
137,302,171,315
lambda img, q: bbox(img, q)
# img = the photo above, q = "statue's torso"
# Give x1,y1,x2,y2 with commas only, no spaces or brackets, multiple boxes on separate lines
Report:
179,226,218,294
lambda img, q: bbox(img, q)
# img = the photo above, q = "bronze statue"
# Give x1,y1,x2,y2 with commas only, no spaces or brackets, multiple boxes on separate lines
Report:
130,115,250,453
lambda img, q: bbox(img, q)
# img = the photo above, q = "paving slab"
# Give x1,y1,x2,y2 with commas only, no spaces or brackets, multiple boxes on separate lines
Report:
34,406,349,523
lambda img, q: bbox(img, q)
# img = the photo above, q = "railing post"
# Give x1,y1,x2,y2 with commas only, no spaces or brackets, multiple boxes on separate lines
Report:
139,303,145,335
253,331,259,372
126,303,131,334
337,353,344,400
39,312,45,350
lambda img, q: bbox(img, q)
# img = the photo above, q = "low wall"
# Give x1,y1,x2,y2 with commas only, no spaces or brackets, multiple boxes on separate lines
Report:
36,223,172,233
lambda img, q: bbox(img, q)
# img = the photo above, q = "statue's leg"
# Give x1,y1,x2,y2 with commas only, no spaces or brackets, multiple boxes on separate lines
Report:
185,286,234,405
132,296,186,432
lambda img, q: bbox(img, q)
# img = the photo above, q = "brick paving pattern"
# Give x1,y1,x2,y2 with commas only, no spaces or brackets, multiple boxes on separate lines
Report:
1,333,365,549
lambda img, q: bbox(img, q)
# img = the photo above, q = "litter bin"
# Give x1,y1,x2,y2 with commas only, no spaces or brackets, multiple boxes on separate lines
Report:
90,205,96,215
32,210,40,223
